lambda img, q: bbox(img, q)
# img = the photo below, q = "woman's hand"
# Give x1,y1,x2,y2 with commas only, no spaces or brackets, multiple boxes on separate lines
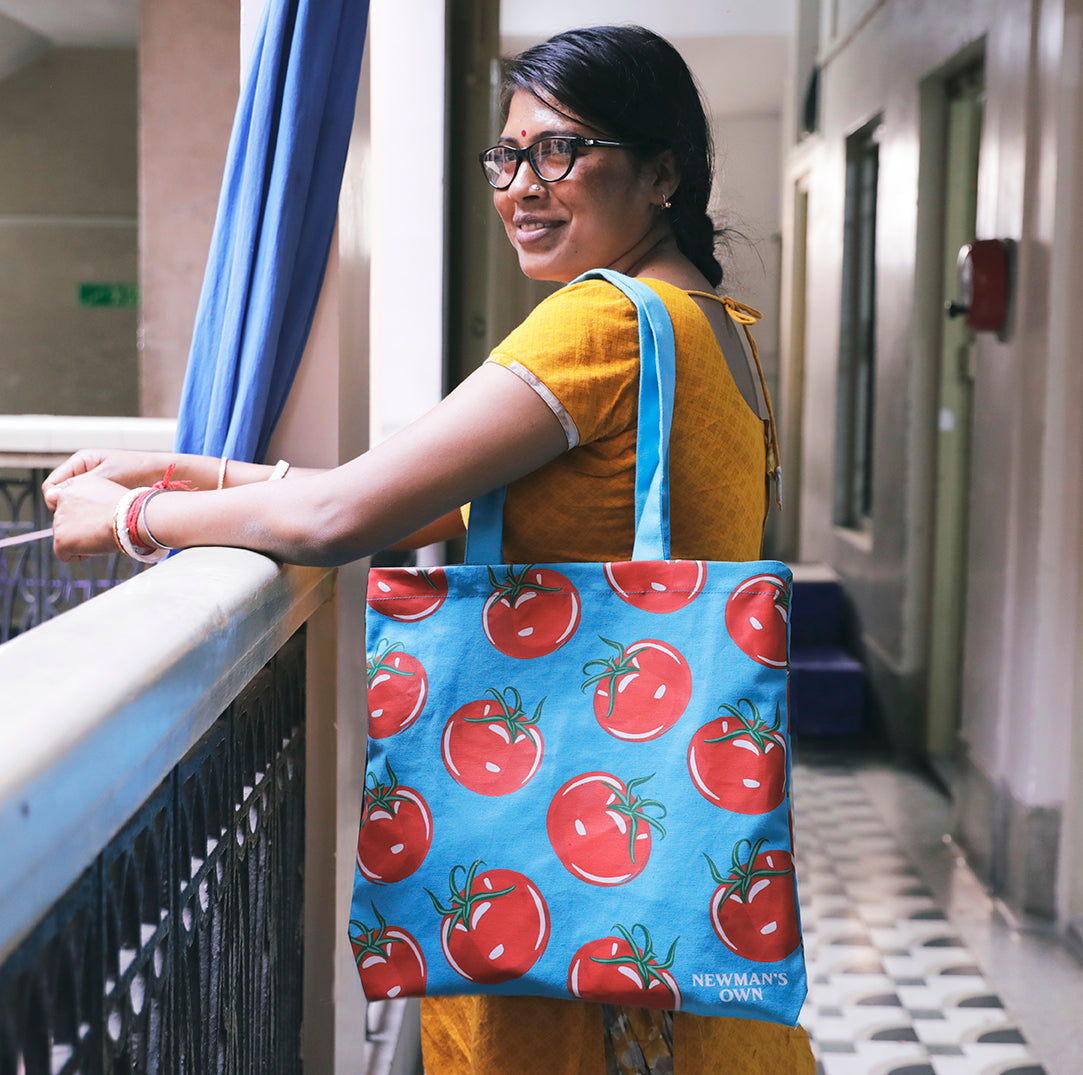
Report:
42,449,175,499
46,474,128,561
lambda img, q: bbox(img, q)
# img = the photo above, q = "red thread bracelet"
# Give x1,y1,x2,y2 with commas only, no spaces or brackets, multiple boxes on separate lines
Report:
124,464,196,555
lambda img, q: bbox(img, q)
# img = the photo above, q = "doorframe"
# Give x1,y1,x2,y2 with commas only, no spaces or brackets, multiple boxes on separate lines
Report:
907,40,986,778
777,176,810,562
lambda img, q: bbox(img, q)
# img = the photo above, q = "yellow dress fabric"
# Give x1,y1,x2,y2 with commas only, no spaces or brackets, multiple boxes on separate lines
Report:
422,277,813,1074
479,277,768,565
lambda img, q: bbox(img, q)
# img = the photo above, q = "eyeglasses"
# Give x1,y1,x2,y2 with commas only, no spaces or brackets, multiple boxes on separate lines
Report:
478,135,636,190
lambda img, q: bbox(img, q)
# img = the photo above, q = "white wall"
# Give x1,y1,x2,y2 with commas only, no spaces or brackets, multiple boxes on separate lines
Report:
713,114,784,389
0,47,138,416
367,2,447,449
782,0,1083,922
1051,0,1083,934
140,0,238,417
501,0,795,39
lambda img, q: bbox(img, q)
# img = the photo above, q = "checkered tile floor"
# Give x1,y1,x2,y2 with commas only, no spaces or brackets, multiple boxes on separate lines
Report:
792,759,1048,1075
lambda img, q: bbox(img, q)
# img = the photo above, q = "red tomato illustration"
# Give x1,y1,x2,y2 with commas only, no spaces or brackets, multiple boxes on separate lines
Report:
368,567,448,622
349,904,427,1000
582,637,692,740
356,763,434,885
427,861,550,984
725,574,790,668
442,687,545,796
604,560,707,613
706,839,800,963
547,772,666,885
482,565,581,658
568,923,681,1009
687,699,787,814
366,640,428,739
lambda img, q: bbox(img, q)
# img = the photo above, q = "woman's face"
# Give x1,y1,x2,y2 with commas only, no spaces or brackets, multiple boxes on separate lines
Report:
493,89,669,283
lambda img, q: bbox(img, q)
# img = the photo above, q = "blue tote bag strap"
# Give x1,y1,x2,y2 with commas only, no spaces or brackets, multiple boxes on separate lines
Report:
464,485,506,564
464,269,675,565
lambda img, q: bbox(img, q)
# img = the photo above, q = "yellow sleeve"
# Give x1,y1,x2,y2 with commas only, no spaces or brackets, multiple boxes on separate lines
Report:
485,279,640,449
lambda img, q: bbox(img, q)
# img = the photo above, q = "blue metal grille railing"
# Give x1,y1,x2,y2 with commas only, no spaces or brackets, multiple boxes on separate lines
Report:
0,629,307,1074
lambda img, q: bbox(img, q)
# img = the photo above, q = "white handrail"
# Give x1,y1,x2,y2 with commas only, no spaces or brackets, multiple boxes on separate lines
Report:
0,546,335,962
0,414,177,468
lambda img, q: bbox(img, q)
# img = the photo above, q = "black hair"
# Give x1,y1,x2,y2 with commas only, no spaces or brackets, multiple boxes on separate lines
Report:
503,25,724,288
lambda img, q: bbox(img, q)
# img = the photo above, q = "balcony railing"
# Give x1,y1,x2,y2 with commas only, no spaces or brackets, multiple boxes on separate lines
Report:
0,417,421,1074
0,540,340,1071
1,628,308,1072
0,415,176,643
1,472,146,643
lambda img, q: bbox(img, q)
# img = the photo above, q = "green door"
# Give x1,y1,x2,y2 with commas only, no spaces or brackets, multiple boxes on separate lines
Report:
926,66,984,762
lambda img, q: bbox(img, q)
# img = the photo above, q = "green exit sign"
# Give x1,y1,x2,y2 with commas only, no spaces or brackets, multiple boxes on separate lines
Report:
78,283,139,308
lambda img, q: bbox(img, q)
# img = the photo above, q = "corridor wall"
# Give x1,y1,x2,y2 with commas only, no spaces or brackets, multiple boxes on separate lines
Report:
781,0,1083,929
0,47,137,416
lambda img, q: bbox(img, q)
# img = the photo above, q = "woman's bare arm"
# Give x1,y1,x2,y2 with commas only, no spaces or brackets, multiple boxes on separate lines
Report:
45,364,566,565
42,448,322,495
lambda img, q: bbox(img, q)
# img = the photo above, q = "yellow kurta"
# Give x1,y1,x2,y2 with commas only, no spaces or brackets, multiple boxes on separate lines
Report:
423,277,813,1074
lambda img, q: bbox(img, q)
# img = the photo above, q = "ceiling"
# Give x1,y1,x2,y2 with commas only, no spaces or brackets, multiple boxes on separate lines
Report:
0,0,792,50
0,0,137,47
0,0,137,79
502,0,795,117
501,0,794,39
0,0,793,115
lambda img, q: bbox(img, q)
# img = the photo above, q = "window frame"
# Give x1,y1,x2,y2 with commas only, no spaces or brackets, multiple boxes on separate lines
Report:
833,116,883,530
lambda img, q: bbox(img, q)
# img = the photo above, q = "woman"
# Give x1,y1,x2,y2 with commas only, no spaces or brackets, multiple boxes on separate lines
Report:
45,24,813,1075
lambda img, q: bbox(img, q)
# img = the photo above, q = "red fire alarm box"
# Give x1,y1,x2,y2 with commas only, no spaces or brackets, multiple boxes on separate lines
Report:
947,239,1014,340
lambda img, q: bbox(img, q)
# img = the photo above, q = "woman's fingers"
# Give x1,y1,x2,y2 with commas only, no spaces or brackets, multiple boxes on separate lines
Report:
50,474,127,560
42,448,170,499
43,478,66,512
42,449,106,495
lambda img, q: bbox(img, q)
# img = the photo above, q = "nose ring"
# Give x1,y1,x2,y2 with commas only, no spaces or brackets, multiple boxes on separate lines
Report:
529,183,542,192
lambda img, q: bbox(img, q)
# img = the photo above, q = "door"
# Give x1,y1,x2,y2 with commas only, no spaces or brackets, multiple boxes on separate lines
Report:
926,65,984,764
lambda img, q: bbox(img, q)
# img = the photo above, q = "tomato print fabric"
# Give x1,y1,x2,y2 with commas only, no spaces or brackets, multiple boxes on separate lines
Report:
351,558,805,1025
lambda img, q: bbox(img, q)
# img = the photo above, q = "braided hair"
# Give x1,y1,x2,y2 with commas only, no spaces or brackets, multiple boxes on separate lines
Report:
503,25,724,288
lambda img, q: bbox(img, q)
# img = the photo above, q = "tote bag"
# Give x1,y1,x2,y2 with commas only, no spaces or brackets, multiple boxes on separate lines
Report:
350,270,806,1025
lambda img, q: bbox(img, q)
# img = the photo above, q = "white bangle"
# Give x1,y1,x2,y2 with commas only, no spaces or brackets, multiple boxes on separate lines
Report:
112,488,168,564
268,459,290,481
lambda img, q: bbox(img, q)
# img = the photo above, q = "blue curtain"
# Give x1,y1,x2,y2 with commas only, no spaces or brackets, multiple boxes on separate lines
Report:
173,0,370,463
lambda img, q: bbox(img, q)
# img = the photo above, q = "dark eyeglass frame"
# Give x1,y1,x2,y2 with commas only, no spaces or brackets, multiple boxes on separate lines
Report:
478,135,637,190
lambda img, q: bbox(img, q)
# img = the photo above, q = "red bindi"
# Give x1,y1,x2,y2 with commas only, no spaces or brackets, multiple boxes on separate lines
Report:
521,130,527,137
